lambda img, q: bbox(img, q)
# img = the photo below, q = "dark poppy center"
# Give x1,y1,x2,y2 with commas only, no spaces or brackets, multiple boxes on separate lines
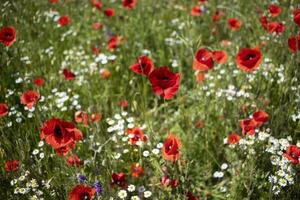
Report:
79,192,90,200
4,32,13,37
54,125,63,138
161,76,170,81
246,53,256,60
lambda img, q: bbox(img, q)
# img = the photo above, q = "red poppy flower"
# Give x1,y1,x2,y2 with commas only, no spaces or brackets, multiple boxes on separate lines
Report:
131,163,144,177
259,15,268,30
75,111,89,127
66,155,81,167
227,18,242,31
92,46,100,54
162,134,181,162
40,118,83,155
212,50,228,64
111,172,127,188
293,9,300,27
0,103,9,117
91,0,102,10
236,48,263,72
68,185,96,200
58,16,71,26
212,11,225,22
187,192,199,200
63,69,76,80
227,133,241,144
122,0,137,9
161,176,179,188
288,34,300,53
0,26,16,46
108,36,121,51
284,145,300,165
119,100,128,107
195,72,206,83
130,55,154,76
268,4,281,17
104,8,115,17
20,90,40,109
49,0,59,3
148,66,180,100
90,113,102,123
253,110,269,127
92,22,103,30
33,77,45,87
126,127,147,145
191,6,202,16
267,22,285,34
100,68,112,79
5,160,19,172
193,48,214,71
240,119,256,135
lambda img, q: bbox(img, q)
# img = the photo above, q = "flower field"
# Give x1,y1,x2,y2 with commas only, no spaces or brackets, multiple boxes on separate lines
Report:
1,0,300,199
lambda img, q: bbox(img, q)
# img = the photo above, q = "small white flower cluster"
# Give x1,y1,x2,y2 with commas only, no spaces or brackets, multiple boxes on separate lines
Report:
266,136,295,195
291,111,300,122
11,171,46,199
46,88,81,112
20,56,32,65
106,112,132,134
117,185,152,199
31,141,45,160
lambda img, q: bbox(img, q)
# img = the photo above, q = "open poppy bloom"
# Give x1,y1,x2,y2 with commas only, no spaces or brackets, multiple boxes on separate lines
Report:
161,176,179,188
0,26,16,46
240,119,256,135
126,127,147,145
49,0,59,3
284,145,300,165
162,134,181,162
33,77,45,87
68,184,96,200
40,118,83,156
122,0,137,9
5,160,19,172
20,90,40,109
293,9,300,27
111,172,127,188
267,22,285,34
252,110,269,127
236,48,263,72
75,111,89,127
130,55,154,76
212,10,225,23
66,155,81,167
92,22,103,30
288,34,300,53
100,68,112,79
212,50,228,64
58,16,71,26
268,4,281,17
148,66,180,100
108,36,121,51
91,0,102,10
104,8,115,17
191,6,202,16
63,69,76,80
228,18,242,31
131,163,144,177
0,103,9,117
193,48,214,71
227,133,241,145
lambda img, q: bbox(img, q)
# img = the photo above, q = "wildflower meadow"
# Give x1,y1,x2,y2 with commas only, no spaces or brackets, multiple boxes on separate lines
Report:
1,0,300,199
